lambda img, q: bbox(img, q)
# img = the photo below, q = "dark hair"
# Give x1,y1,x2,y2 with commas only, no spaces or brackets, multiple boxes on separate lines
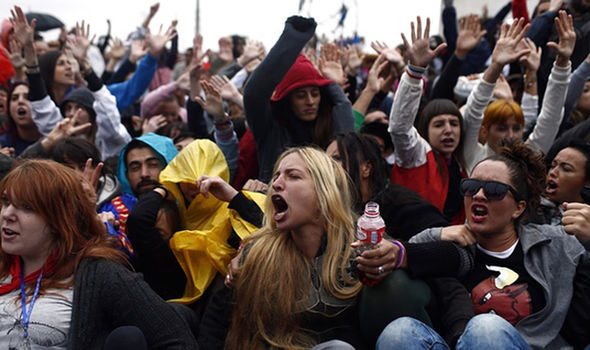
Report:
124,139,169,174
417,98,465,172
360,120,393,152
51,137,103,170
484,140,546,219
332,132,388,211
6,82,30,138
173,131,197,145
562,140,590,181
39,50,63,102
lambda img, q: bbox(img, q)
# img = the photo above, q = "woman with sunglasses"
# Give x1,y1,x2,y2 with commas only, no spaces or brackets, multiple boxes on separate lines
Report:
375,140,590,349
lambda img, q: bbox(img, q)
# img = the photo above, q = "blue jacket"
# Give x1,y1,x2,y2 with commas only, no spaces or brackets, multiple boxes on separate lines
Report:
107,54,158,110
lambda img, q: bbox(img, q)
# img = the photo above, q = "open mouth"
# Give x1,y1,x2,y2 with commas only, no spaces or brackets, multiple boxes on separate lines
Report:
471,204,488,222
441,138,455,146
272,194,288,221
16,107,27,116
545,180,558,195
2,228,19,237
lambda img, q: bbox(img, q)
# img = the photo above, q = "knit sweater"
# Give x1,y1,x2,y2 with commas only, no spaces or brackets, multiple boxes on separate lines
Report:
67,258,198,349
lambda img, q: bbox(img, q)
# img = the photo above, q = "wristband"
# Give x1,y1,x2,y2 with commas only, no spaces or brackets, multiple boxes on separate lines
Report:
405,68,422,81
391,240,405,269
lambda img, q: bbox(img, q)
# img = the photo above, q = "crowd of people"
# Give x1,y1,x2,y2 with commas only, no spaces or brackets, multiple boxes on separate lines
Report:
0,0,589,348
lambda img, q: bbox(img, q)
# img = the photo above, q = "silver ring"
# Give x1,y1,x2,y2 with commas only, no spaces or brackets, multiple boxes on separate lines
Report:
225,274,230,280
377,266,384,275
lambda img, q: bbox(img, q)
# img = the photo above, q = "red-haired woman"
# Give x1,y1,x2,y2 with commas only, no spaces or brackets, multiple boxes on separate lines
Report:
461,11,575,174
0,160,197,348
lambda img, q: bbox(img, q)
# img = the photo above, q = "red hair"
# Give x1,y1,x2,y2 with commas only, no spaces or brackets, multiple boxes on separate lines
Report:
0,159,127,291
482,100,525,130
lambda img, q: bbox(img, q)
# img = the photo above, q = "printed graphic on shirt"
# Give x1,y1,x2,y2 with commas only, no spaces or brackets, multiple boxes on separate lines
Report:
471,265,532,325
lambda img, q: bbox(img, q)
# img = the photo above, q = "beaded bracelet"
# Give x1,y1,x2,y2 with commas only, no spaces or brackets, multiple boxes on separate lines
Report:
391,240,405,270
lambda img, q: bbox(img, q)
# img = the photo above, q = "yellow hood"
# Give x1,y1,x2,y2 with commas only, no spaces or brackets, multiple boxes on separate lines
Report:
159,139,265,304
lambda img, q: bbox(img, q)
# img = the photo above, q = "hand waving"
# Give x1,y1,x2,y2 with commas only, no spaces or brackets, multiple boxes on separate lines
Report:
455,15,487,58
319,42,345,85
491,18,530,67
401,16,447,67
10,6,36,46
547,10,576,67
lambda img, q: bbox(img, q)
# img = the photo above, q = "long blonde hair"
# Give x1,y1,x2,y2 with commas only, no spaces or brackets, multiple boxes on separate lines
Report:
227,147,361,349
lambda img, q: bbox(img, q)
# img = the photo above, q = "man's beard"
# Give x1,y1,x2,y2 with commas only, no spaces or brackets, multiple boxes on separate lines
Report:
134,179,160,196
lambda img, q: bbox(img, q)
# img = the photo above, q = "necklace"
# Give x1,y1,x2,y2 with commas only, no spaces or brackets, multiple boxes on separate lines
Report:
20,265,44,347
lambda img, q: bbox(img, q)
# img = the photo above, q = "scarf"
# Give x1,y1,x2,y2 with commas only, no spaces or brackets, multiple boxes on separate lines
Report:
0,253,58,295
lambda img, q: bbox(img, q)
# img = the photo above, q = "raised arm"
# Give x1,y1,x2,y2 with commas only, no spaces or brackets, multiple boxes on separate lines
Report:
431,15,487,100
389,16,446,168
243,16,317,138
461,18,530,172
526,10,574,154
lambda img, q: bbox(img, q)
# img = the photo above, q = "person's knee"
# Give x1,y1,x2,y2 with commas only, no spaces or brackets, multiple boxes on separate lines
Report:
463,313,513,337
103,326,147,350
376,317,447,350
457,314,528,350
379,317,422,341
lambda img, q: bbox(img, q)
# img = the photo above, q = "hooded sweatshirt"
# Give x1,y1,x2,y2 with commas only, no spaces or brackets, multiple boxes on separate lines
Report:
159,139,265,304
98,133,178,256
243,16,354,183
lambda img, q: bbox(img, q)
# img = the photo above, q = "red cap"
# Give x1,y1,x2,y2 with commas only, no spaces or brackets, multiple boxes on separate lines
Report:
271,54,332,102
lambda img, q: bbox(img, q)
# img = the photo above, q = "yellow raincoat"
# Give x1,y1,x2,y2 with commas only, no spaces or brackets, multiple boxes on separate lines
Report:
159,139,265,304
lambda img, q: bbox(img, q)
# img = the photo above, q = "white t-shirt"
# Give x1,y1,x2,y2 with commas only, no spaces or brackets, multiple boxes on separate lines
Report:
0,277,73,349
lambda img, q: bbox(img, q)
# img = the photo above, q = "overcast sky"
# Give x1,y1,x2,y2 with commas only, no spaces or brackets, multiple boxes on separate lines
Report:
1,0,450,54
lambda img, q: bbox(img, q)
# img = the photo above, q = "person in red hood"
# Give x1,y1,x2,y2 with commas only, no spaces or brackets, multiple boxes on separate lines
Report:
243,16,354,183
0,19,15,88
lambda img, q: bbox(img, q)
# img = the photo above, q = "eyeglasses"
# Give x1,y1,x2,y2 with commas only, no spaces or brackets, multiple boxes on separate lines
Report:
460,178,522,202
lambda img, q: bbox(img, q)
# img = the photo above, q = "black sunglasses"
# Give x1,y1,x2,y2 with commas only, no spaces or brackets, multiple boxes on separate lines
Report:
460,178,522,202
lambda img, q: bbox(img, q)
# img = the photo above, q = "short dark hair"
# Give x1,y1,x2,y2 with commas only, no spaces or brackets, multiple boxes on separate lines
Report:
51,137,106,173
124,140,156,168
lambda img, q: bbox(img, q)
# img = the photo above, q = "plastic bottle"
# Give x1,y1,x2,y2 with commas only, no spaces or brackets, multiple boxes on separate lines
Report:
356,202,385,286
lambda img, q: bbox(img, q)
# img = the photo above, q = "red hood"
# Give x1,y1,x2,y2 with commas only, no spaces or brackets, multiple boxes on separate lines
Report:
1,19,13,50
271,54,332,102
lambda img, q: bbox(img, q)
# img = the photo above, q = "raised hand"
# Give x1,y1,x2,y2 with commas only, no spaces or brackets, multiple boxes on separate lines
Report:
129,39,148,63
547,10,576,67
319,42,345,85
42,109,92,151
146,24,177,58
210,74,242,106
401,16,447,68
109,37,126,61
189,64,204,101
237,40,264,67
365,54,389,94
10,6,36,46
518,38,542,73
142,114,167,134
7,39,25,70
70,21,95,63
455,15,487,59
344,44,364,73
491,18,530,67
196,80,225,121
190,35,207,66
218,36,234,63
370,41,404,71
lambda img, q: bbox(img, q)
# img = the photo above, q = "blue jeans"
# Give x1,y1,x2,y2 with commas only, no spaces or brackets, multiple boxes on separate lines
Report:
376,314,530,350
